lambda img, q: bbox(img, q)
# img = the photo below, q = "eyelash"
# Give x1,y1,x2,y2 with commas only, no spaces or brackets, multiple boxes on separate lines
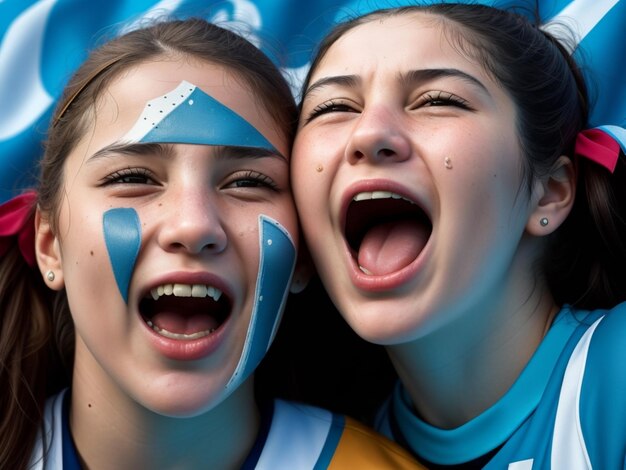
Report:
228,170,278,190
101,167,157,186
305,91,471,122
307,101,355,121
417,91,470,109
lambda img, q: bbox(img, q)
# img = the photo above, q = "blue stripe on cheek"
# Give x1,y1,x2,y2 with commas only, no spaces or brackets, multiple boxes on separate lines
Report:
103,208,141,304
226,215,296,390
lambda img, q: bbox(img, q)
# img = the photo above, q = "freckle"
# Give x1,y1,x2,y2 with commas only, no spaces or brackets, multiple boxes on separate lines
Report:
158,203,162,207
88,403,92,408
90,250,94,256
316,164,324,173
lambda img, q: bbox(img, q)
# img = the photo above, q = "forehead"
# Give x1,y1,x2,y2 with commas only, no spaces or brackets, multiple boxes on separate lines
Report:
312,12,478,81
82,59,287,157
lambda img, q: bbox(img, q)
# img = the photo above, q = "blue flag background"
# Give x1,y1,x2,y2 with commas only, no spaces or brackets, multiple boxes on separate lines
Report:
1,0,624,202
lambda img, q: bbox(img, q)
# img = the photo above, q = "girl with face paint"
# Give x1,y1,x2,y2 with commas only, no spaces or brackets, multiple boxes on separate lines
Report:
0,19,422,469
292,4,626,469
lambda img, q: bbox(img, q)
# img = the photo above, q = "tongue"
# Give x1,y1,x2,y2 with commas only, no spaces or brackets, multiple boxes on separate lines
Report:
357,219,429,276
151,312,218,335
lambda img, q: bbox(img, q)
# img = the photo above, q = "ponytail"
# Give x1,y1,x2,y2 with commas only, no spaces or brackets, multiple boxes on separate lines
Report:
0,243,50,469
0,198,70,468
548,151,626,309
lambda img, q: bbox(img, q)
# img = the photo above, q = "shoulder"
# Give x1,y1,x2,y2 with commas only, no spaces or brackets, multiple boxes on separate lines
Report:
262,400,423,469
561,304,626,467
331,415,425,469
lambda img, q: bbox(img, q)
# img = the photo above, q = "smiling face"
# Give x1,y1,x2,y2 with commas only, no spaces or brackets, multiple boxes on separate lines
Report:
38,58,298,416
292,12,540,344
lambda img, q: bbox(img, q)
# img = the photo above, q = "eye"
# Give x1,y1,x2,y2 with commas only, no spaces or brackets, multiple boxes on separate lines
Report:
224,170,278,191
305,99,357,123
415,91,471,109
100,167,158,186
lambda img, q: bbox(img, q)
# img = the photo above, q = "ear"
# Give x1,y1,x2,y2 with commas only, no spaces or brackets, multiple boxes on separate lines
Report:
525,156,576,236
35,208,64,290
290,244,314,294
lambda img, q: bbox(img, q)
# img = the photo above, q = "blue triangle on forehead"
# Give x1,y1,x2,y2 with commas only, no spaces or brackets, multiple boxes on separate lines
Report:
123,81,279,155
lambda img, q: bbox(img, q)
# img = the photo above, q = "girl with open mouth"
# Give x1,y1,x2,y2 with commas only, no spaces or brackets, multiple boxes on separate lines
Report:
0,18,420,470
292,3,626,468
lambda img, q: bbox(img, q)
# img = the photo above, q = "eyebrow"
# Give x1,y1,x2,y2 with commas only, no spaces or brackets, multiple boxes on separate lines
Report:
302,67,489,102
87,142,284,163
400,68,489,94
87,142,171,163
302,74,361,102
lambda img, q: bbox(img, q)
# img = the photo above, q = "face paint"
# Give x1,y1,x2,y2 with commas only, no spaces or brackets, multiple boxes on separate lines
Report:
99,81,281,305
103,208,141,303
101,84,293,387
226,215,296,391
122,80,280,155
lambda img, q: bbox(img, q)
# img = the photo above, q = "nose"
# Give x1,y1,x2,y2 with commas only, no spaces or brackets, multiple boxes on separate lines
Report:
345,106,411,165
157,188,227,255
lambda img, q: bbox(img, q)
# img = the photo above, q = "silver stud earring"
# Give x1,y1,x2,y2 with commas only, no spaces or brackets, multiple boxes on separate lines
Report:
46,270,55,282
444,157,453,169
540,217,549,227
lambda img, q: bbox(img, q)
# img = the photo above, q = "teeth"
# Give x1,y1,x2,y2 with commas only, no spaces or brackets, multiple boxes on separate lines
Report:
149,283,223,301
359,265,373,275
173,284,192,297
146,319,215,339
353,191,414,204
191,284,208,297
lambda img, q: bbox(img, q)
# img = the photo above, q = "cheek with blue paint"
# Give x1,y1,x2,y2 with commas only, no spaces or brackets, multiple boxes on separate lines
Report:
103,208,142,304
226,215,296,391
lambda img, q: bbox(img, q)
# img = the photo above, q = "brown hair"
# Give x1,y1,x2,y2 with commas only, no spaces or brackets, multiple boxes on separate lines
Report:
0,18,296,469
300,3,626,310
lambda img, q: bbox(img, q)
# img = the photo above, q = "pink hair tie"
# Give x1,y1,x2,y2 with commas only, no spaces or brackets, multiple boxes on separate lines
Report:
0,191,38,267
574,128,621,173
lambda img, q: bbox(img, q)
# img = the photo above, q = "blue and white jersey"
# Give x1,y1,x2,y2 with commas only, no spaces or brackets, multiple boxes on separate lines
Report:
29,390,423,469
376,303,626,469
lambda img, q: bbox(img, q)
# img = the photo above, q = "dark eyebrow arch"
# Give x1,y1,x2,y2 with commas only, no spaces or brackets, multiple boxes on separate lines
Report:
400,68,489,94
301,75,361,103
87,143,285,163
87,142,172,163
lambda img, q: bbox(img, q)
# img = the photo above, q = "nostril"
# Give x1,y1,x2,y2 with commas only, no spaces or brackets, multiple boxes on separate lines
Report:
380,148,395,157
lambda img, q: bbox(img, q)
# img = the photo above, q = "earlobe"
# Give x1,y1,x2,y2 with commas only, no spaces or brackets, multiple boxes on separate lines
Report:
35,209,64,290
526,156,577,236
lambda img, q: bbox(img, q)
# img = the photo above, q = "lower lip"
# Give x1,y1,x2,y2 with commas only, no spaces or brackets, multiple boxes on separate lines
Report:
141,315,229,361
346,241,429,292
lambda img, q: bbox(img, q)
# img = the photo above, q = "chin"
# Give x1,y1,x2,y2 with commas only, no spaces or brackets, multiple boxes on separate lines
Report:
134,380,233,418
342,302,438,346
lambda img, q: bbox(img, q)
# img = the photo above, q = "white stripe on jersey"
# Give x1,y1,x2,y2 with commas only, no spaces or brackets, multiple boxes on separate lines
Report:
255,400,333,469
550,317,603,469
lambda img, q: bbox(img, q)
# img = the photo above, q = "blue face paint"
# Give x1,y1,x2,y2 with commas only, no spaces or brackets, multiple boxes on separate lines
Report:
123,80,279,154
101,81,278,305
103,83,293,390
226,215,296,391
103,208,141,304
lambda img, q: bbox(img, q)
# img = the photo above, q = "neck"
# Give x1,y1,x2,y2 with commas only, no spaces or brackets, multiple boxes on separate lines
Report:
387,273,557,430
69,366,259,469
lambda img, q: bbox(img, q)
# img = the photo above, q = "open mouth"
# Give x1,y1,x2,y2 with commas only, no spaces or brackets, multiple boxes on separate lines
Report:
139,284,231,340
345,191,432,276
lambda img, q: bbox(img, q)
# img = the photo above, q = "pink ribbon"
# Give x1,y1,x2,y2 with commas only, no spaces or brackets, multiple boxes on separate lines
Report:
574,128,620,173
0,191,37,267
